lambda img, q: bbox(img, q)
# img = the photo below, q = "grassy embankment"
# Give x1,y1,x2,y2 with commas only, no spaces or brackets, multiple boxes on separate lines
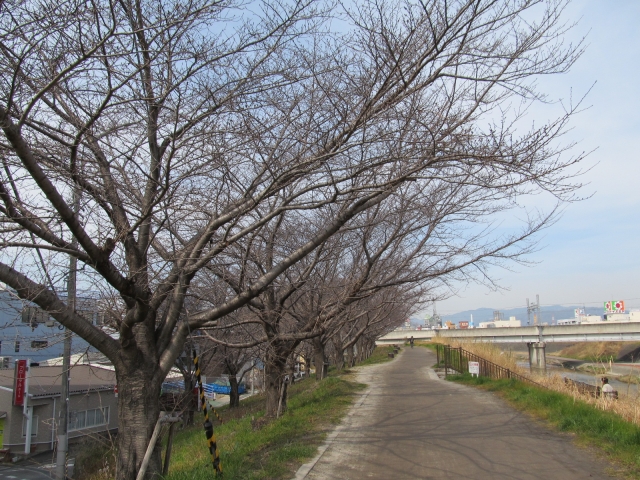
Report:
422,341,640,475
447,373,640,478
434,339,640,476
427,339,640,420
81,345,398,480
558,342,640,362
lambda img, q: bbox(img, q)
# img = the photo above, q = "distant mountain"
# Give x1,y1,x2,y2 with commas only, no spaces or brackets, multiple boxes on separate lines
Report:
440,305,603,326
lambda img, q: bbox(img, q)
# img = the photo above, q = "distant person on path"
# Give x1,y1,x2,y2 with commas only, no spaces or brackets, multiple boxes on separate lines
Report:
601,377,614,394
410,336,414,348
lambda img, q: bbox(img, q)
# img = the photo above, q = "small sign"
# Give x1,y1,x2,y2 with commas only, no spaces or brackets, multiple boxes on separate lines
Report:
468,361,480,377
13,359,27,406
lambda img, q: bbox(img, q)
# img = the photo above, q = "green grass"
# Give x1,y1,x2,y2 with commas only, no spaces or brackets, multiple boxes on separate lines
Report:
79,347,392,479
447,373,640,477
163,373,366,479
357,344,399,366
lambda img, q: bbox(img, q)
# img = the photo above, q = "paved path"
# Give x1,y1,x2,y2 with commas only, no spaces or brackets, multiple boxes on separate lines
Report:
296,347,615,479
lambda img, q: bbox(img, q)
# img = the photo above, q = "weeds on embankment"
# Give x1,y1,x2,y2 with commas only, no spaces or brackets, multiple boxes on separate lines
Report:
533,374,640,427
448,374,640,478
358,344,399,366
557,342,640,362
428,339,640,428
424,338,521,371
79,346,398,479
163,376,365,480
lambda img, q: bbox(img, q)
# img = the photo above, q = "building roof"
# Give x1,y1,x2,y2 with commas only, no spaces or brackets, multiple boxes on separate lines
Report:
0,364,116,398
40,352,110,366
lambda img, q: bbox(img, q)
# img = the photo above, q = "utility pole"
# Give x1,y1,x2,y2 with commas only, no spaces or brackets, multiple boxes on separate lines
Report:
56,191,78,480
23,358,31,454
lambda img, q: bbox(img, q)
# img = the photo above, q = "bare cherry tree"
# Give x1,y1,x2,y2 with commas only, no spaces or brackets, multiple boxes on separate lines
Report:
0,0,585,477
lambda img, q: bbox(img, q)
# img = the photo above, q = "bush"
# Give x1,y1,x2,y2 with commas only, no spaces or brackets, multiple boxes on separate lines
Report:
73,436,117,480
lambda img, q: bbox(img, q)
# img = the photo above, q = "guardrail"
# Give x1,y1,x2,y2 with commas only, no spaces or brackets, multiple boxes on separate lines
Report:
436,344,543,388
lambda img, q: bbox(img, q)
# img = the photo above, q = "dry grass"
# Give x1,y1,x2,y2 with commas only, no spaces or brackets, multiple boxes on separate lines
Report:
530,373,640,427
437,339,640,427
558,341,640,361
430,338,523,373
619,375,640,385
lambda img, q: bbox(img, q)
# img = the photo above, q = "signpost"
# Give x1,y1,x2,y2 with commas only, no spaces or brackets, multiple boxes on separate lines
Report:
14,359,32,453
13,359,27,406
469,361,480,377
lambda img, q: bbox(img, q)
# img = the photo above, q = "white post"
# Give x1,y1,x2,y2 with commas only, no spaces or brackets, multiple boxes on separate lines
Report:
23,358,31,454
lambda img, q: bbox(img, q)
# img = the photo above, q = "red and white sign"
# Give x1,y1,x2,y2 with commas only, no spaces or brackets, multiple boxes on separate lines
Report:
604,300,625,314
13,359,27,406
469,361,480,377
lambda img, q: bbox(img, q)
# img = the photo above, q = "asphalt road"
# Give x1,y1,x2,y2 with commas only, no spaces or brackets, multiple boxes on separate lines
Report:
0,465,51,480
295,347,615,479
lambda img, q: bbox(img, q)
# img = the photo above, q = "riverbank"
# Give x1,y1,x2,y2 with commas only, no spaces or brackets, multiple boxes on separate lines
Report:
448,374,640,478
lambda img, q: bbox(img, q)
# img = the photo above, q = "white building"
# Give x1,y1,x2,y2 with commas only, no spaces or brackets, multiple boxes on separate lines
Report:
479,316,521,328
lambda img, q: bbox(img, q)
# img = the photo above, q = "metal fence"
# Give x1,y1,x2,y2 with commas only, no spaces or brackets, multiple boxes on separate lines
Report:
435,344,543,388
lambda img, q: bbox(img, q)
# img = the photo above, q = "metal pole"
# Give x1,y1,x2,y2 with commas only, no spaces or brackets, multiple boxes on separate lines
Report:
56,190,78,480
23,358,31,454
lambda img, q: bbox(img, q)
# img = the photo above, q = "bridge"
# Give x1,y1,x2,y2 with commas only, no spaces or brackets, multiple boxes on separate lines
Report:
377,322,640,345
378,323,640,371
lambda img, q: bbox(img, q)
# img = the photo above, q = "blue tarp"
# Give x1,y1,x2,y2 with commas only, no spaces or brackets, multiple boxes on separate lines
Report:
163,380,246,396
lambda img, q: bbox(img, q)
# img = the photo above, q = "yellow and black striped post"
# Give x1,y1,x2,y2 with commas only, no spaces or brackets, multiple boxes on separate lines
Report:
194,350,222,475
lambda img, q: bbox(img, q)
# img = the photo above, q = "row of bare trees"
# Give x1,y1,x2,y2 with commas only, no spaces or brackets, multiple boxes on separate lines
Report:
0,0,586,478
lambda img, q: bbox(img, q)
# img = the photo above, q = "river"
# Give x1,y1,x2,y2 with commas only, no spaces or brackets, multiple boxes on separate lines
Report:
516,361,640,398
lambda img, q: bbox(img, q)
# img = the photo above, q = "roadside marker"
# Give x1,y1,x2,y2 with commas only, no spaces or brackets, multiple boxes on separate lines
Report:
194,351,222,476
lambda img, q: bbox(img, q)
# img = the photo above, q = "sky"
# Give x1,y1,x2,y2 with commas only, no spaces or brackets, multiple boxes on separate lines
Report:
431,1,640,317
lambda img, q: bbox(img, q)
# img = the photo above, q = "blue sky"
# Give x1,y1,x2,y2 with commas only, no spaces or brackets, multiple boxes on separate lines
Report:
433,1,640,316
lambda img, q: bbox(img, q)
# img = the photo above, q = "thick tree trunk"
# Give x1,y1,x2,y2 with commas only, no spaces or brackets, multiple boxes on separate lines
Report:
229,375,240,408
116,366,163,480
288,355,296,384
264,349,288,417
346,345,354,368
182,373,195,426
335,352,345,371
312,337,327,380
332,338,344,371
